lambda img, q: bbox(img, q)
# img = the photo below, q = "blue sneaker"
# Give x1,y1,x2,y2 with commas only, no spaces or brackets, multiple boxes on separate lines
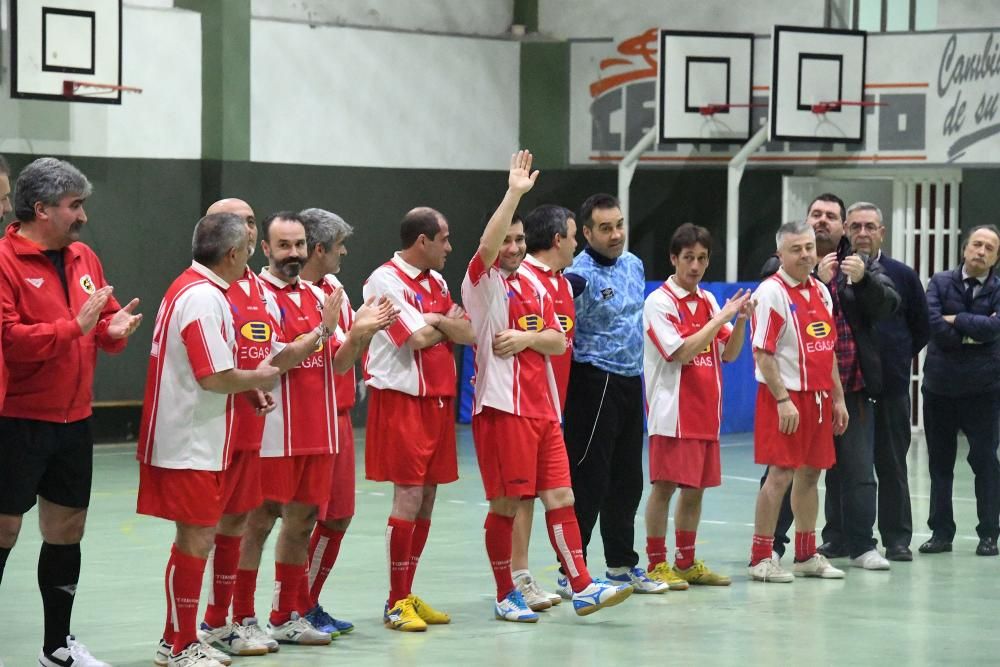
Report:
572,578,634,616
554,575,573,600
305,605,353,637
606,565,669,593
494,589,539,623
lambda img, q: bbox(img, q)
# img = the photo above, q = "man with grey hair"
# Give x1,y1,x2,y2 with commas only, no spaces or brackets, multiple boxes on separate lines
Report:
747,221,849,582
0,157,141,667
844,202,929,561
298,207,397,635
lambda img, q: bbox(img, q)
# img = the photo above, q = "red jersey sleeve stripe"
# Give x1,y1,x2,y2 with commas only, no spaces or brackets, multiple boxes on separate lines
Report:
646,325,673,362
758,309,785,354
181,320,219,380
385,318,413,348
468,253,488,285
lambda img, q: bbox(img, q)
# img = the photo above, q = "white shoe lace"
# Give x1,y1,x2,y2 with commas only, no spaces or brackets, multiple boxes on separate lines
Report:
241,621,272,645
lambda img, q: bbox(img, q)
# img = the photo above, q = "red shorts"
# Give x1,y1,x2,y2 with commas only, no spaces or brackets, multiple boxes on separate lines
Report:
365,388,458,486
261,453,335,509
754,385,836,470
648,436,721,488
220,449,263,515
471,407,571,500
137,463,224,527
322,413,356,521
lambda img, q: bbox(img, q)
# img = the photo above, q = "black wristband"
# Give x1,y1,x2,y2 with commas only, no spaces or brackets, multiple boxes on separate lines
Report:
776,396,791,404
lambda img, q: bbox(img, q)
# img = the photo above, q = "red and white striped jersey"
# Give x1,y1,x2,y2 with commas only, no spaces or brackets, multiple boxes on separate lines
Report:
259,270,340,457
521,254,575,411
318,274,356,412
751,268,835,392
137,263,238,471
362,253,457,398
461,253,562,422
228,267,284,452
643,277,732,440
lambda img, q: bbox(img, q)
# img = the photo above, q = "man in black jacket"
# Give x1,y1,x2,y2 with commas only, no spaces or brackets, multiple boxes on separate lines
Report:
846,203,929,561
920,224,1000,557
761,194,899,568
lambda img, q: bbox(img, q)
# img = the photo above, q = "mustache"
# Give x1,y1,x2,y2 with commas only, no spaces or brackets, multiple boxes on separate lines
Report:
276,257,302,276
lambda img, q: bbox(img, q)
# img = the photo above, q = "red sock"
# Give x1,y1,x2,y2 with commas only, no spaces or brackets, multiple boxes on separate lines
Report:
162,549,176,646
166,545,207,653
203,534,241,628
646,536,668,570
545,506,591,593
231,568,258,622
269,561,303,626
407,518,431,592
674,530,697,571
307,525,346,608
795,531,817,563
298,564,312,615
484,513,515,602
386,516,415,606
751,534,774,566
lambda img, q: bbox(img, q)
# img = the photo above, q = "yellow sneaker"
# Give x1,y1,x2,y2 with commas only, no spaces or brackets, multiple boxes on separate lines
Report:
384,598,427,632
674,559,732,586
647,561,689,591
407,593,451,624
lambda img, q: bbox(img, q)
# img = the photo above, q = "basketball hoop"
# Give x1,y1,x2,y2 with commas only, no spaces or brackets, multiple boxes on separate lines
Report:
62,80,143,99
698,102,768,116
810,99,886,114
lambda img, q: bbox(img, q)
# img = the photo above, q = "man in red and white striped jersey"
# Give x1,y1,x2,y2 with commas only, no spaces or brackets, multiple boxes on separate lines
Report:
507,205,578,610
462,150,633,623
363,206,474,631
137,212,281,667
747,220,849,583
298,207,397,636
642,224,750,589
235,211,394,647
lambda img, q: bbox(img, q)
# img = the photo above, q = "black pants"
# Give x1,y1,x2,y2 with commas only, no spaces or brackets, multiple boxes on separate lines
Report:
874,392,913,549
822,391,878,558
923,389,1000,541
561,361,644,570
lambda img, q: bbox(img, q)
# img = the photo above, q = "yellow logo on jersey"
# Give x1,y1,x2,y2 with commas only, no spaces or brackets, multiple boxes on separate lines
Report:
240,321,271,343
294,331,324,353
701,342,712,354
79,274,96,294
806,321,832,338
557,314,575,333
517,314,544,331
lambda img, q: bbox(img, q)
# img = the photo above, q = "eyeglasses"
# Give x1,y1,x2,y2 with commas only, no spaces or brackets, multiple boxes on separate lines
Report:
847,223,880,233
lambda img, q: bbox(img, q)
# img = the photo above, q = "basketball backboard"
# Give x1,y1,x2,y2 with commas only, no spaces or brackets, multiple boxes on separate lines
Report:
657,30,755,143
11,0,124,104
770,25,868,143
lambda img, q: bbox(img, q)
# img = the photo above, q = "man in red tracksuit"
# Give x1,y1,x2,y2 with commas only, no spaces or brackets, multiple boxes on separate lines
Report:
0,158,142,667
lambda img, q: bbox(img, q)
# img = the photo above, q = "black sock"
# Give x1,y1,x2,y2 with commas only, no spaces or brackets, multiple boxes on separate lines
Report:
0,545,10,586
38,542,80,655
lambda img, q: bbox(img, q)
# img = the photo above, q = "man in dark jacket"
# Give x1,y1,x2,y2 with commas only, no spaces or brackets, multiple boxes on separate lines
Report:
846,202,929,561
920,224,1000,557
761,193,899,568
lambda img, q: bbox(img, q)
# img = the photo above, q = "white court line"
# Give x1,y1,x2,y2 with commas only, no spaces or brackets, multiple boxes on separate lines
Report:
447,499,467,505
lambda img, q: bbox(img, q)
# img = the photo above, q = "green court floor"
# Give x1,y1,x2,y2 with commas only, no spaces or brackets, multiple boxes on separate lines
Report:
1,427,997,666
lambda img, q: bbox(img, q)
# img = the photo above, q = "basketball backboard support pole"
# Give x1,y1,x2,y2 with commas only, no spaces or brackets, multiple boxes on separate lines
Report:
617,126,658,253
726,125,768,282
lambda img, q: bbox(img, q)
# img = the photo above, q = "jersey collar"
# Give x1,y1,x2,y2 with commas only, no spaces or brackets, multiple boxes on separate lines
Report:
190,261,231,290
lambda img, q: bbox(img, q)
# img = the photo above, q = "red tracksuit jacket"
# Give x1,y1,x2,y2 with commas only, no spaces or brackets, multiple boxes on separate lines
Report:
0,222,126,422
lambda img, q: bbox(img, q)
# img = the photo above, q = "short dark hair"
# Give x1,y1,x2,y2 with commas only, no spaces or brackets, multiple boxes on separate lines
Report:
192,212,247,266
400,207,443,249
524,205,573,253
578,193,620,229
669,223,713,257
808,193,846,223
261,211,304,244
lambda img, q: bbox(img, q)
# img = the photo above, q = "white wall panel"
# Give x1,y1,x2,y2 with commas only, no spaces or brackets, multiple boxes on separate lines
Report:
936,0,1000,28
0,6,200,159
250,20,520,169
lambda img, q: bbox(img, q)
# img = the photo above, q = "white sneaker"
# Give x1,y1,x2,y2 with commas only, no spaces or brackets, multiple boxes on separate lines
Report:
198,622,268,657
38,635,111,667
605,566,669,594
554,575,573,600
748,558,794,583
239,617,279,653
200,644,231,666
166,642,224,667
514,573,553,611
494,589,539,623
267,611,331,645
792,553,845,579
154,638,171,666
851,549,891,570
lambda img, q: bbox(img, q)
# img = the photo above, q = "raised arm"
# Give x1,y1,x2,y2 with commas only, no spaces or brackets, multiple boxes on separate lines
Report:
476,150,539,268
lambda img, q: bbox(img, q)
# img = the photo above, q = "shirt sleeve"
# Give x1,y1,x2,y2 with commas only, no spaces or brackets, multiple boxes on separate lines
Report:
751,281,786,355
644,292,684,361
177,289,235,380
365,269,426,348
